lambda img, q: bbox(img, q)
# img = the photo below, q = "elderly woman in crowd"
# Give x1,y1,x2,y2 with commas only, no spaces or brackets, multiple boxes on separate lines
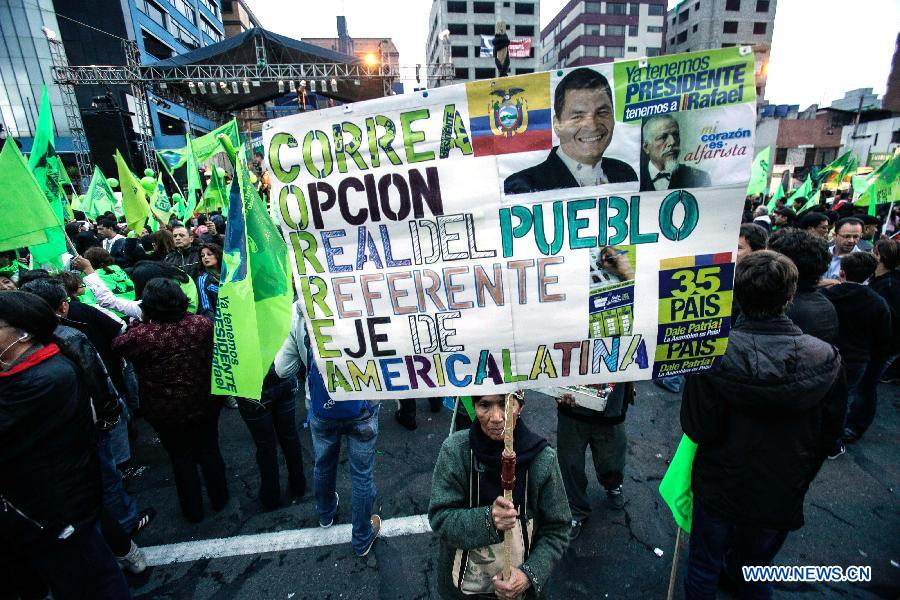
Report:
429,392,570,600
112,278,228,522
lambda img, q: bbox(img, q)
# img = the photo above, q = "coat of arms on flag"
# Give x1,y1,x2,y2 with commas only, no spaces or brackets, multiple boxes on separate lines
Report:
466,72,552,157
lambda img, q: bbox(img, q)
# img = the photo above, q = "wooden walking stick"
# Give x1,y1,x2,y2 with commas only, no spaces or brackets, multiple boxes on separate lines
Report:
501,392,517,582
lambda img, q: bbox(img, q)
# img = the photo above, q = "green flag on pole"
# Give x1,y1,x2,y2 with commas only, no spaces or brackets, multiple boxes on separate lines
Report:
149,173,174,229
200,167,228,214
659,434,699,533
797,189,822,214
114,151,151,234
211,156,293,400
746,146,771,197
785,175,813,207
815,150,857,185
192,120,241,164
183,133,201,220
82,167,119,219
857,154,900,215
766,181,786,213
27,86,67,270
0,140,64,252
156,147,187,175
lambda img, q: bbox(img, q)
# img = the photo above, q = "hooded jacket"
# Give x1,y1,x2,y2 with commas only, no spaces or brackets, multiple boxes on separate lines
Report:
681,316,846,531
820,282,892,363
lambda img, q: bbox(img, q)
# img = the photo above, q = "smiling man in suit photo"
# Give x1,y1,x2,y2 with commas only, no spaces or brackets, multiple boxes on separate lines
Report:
504,68,638,195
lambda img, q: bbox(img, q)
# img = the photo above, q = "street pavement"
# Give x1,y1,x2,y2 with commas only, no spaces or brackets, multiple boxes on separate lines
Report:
126,382,899,599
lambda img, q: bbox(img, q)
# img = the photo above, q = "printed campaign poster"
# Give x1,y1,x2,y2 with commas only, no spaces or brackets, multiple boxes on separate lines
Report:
263,47,757,399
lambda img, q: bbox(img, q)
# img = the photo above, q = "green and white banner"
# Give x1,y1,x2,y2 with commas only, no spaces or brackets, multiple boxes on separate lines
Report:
264,48,756,399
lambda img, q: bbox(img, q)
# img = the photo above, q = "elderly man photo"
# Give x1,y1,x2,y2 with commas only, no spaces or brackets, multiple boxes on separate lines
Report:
639,114,710,192
504,68,637,195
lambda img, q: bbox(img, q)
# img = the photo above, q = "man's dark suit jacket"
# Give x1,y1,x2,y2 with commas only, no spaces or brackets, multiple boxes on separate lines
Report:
503,147,638,195
638,158,711,192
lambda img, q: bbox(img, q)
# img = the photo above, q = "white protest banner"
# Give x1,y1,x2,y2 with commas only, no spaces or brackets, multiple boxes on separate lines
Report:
264,47,757,399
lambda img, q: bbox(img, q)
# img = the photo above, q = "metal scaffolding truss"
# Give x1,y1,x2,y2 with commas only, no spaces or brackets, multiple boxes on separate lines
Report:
47,37,92,192
123,40,158,174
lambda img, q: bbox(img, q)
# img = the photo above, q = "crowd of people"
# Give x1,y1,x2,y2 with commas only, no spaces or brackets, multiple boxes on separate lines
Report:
0,183,897,600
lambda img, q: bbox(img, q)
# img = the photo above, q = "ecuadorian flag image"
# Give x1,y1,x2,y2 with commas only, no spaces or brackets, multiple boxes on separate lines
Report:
466,72,552,157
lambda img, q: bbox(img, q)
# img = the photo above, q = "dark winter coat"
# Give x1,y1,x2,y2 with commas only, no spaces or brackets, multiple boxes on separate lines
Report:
869,270,900,354
821,282,892,363
0,346,101,546
681,316,846,531
112,314,221,428
786,287,840,345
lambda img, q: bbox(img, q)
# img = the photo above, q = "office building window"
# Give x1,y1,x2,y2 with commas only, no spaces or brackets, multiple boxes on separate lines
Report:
647,47,661,56
721,42,735,47
756,0,769,10
448,23,467,35
199,0,219,18
606,2,626,15
693,24,698,32
586,1,602,12
475,67,496,79
695,1,699,8
647,25,663,32
473,1,493,13
447,1,467,13
627,46,637,52
516,24,534,36
753,22,767,34
515,68,534,74
726,0,740,9
648,4,664,15
173,0,196,24
474,23,495,35
628,25,638,36
606,46,624,58
451,45,468,57
669,36,676,45
142,30,173,59
723,21,738,33
454,67,470,80
138,0,167,27
606,24,625,36
585,45,600,56
200,15,222,42
678,9,689,22
676,30,687,43
515,2,534,14
587,25,601,35
629,2,639,14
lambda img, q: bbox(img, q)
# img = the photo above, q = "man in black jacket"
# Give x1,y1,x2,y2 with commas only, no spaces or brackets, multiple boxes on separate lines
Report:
165,225,202,277
504,68,637,195
682,251,846,599
821,252,891,453
767,228,839,344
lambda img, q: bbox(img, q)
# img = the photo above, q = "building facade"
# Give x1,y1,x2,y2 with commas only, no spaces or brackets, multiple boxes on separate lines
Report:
539,0,666,71
221,0,260,38
664,0,776,100
426,0,540,85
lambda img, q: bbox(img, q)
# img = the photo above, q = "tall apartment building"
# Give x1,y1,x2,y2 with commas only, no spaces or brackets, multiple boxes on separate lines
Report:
539,0,666,71
221,0,261,37
426,0,540,86
664,0,777,100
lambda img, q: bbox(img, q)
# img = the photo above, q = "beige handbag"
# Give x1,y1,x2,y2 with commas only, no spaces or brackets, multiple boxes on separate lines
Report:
451,451,533,595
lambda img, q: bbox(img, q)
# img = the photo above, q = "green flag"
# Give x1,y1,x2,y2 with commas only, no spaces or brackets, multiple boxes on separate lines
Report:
200,167,227,214
211,156,293,400
659,434,698,533
814,150,857,185
27,86,67,270
192,120,241,164
156,147,187,175
766,181,786,213
149,173,174,228
0,140,64,252
797,189,822,214
82,167,119,219
746,146,771,197
114,151,150,234
857,154,900,215
183,133,201,220
785,175,813,209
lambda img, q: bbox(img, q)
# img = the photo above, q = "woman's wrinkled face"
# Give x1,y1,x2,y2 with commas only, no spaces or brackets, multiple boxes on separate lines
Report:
474,394,521,442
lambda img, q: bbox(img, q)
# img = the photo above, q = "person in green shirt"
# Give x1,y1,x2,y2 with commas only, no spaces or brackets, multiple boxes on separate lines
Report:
83,247,135,318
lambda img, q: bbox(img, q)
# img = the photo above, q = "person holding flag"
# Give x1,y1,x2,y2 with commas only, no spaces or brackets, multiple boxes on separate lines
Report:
680,251,846,599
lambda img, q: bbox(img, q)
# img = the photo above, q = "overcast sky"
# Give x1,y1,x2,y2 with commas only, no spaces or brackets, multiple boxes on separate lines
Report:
248,0,896,108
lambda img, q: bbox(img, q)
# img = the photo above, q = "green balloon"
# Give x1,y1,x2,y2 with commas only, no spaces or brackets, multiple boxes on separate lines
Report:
140,176,156,192
216,167,226,178
144,168,155,177
172,193,183,202
107,178,119,189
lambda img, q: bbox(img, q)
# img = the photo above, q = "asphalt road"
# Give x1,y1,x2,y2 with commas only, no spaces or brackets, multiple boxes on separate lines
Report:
125,382,900,599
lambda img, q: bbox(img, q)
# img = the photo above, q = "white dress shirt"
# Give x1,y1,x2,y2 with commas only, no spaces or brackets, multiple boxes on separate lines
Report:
647,162,672,191
557,148,609,187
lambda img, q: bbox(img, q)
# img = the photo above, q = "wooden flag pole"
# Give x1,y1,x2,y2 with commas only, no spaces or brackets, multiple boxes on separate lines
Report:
666,527,683,600
501,392,517,582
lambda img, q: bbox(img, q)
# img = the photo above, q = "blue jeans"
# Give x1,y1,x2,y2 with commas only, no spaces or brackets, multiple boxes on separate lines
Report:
26,520,131,600
98,428,138,533
847,354,898,437
309,404,380,555
237,382,306,508
685,502,789,600
107,407,131,465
